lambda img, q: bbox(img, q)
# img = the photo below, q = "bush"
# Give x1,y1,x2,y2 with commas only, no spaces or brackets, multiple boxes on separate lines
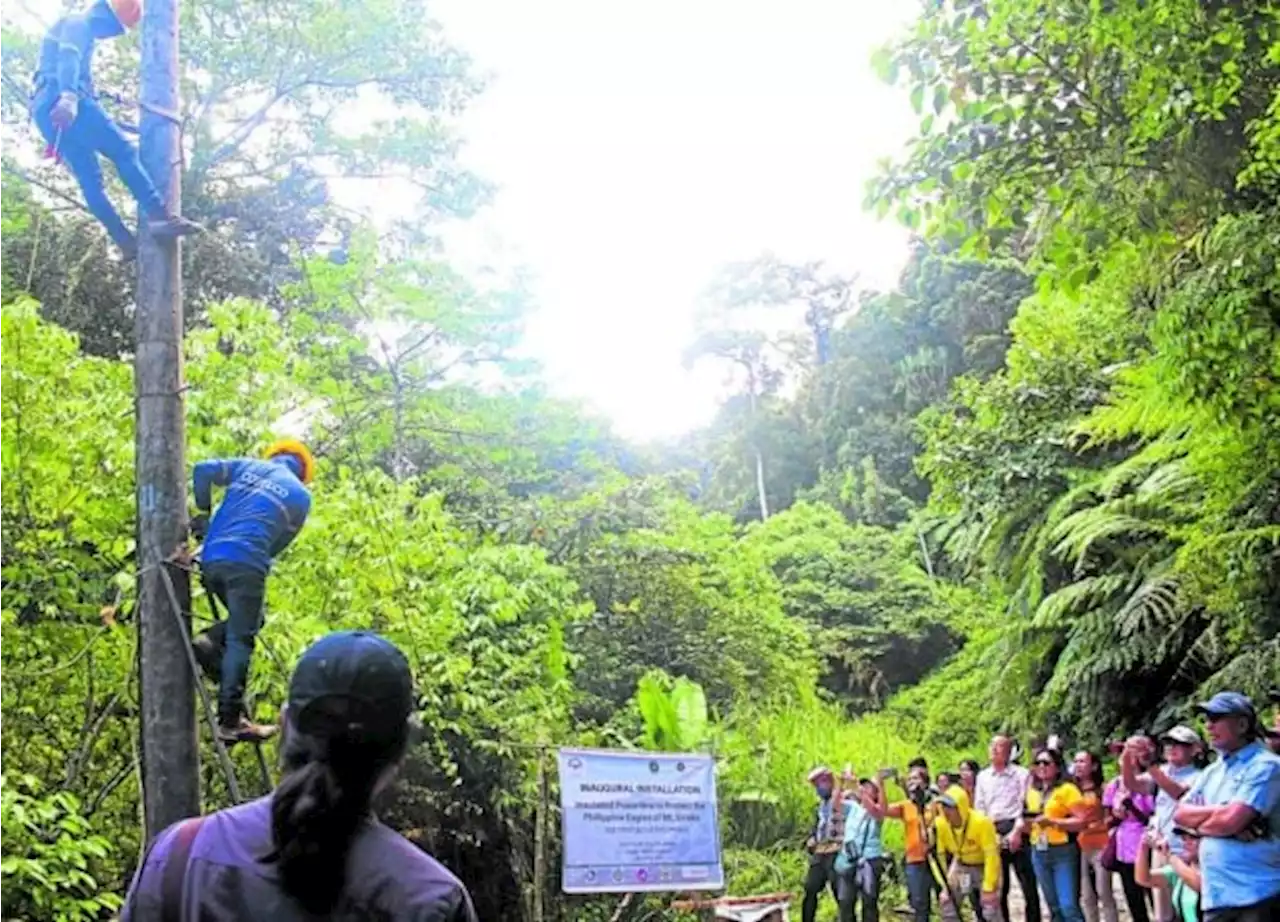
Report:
0,774,123,922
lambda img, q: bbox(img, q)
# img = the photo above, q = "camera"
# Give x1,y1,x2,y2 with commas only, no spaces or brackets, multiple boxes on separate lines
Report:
905,776,929,807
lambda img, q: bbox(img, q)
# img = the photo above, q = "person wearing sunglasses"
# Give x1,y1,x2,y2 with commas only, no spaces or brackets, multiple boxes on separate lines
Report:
1173,692,1280,922
1024,747,1087,922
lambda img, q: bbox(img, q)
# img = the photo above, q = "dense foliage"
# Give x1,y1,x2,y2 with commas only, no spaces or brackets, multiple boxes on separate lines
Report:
3,0,1279,919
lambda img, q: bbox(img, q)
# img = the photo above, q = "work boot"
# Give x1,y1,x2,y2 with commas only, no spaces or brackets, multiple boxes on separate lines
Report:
148,214,203,240
217,716,277,746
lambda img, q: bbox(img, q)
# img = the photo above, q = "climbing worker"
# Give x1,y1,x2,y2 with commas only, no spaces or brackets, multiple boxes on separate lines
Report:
120,630,479,921
31,0,201,258
189,440,313,744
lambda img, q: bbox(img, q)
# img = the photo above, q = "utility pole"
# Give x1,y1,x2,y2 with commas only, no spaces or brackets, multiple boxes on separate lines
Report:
135,0,198,838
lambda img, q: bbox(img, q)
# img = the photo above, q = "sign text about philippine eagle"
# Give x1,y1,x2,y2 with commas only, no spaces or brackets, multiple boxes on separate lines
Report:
558,748,724,893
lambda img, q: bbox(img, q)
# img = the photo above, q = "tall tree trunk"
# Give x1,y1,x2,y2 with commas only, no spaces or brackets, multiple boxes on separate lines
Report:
747,383,769,520
754,446,770,521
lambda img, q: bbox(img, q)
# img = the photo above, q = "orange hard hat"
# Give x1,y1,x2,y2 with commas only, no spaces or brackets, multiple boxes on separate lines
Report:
264,438,316,485
109,0,142,29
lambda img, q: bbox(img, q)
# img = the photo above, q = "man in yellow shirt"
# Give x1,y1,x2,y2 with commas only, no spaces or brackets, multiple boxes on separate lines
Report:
933,789,1003,922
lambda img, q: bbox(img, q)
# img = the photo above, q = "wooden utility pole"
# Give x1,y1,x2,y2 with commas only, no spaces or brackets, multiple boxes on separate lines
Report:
135,0,199,838
533,746,548,922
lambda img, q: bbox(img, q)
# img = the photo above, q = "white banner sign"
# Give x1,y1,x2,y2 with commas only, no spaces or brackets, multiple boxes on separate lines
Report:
558,747,724,894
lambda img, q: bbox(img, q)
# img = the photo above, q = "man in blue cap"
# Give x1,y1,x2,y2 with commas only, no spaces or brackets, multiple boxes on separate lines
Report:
1173,691,1280,922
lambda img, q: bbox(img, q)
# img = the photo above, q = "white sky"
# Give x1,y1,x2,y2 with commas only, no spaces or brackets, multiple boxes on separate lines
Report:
430,0,919,440
7,0,920,441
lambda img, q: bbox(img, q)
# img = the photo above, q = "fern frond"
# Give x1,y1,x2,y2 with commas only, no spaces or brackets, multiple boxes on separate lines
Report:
1076,361,1203,445
1048,507,1163,564
1033,574,1128,628
1114,573,1181,638
1136,461,1200,503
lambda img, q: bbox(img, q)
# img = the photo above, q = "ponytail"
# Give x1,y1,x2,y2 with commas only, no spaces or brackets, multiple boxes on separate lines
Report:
264,711,408,914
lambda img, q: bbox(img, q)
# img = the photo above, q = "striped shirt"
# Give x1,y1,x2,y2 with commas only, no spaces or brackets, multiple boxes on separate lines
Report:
973,764,1031,824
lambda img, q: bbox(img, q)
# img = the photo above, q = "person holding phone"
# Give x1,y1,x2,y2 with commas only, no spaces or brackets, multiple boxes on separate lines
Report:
872,765,936,922
1104,737,1156,922
802,766,851,922
837,775,887,922
1135,829,1201,922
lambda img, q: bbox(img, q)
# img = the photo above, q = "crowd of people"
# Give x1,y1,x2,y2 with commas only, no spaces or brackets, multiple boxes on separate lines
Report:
803,693,1280,922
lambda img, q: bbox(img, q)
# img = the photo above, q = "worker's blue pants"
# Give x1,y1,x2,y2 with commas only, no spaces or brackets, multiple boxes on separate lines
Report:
32,88,166,248
200,562,267,726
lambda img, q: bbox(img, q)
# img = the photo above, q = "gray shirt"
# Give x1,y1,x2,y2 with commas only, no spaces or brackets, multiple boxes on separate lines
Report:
1146,763,1202,856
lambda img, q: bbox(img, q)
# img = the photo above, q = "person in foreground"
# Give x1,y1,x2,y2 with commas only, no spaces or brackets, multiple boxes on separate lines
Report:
121,630,478,922
33,0,202,257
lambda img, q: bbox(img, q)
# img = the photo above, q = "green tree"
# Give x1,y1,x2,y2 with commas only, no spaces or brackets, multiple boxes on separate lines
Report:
1,0,489,355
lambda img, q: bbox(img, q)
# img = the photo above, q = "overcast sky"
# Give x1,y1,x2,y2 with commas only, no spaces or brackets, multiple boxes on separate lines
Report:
430,0,920,440
10,0,921,441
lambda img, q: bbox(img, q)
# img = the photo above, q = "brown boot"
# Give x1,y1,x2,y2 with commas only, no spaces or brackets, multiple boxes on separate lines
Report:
217,716,277,745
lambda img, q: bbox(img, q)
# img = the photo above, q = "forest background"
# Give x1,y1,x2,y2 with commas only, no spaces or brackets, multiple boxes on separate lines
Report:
2,0,1278,919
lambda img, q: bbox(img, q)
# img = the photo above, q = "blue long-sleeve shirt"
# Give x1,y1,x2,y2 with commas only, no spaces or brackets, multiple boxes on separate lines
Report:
36,0,125,97
195,458,311,574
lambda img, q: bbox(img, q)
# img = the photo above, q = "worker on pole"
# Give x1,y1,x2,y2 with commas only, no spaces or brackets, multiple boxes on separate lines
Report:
189,441,314,744
32,0,201,258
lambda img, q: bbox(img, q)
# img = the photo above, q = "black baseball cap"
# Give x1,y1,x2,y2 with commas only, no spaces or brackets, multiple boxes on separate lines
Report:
288,630,414,740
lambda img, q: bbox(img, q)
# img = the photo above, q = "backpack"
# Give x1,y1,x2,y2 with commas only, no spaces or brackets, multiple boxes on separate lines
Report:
123,816,206,922
161,817,206,922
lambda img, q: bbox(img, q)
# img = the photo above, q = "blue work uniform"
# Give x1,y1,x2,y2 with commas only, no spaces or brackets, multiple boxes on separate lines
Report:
32,0,167,248
194,457,311,723
1183,740,1280,916
196,458,311,573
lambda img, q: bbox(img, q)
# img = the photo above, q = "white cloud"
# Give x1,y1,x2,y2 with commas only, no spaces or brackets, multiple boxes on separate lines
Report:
432,0,919,440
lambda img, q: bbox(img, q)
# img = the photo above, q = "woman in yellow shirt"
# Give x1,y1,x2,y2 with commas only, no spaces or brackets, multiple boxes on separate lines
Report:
1025,747,1086,922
